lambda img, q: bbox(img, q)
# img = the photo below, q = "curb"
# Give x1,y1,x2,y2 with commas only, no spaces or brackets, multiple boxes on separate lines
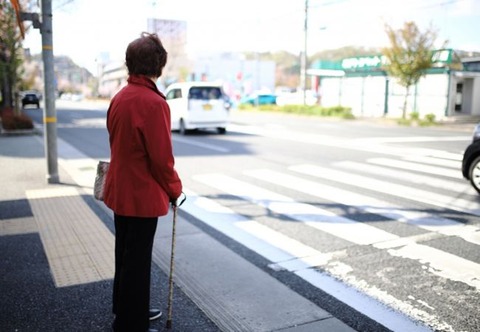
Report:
0,128,41,136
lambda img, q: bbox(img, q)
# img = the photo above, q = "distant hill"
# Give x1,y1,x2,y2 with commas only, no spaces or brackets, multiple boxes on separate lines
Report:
28,54,95,96
243,46,381,88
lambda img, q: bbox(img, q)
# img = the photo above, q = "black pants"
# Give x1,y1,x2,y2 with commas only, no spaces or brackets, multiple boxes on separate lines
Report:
112,214,158,332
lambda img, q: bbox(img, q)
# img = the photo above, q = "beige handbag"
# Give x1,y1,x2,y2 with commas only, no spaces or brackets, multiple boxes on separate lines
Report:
94,161,110,201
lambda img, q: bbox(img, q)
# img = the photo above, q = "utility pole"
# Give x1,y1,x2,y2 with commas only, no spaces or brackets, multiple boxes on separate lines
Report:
40,0,59,183
16,0,58,183
22,1,59,183
301,0,308,105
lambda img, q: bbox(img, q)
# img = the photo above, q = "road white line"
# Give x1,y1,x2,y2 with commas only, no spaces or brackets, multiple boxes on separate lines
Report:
388,243,480,290
367,158,462,179
173,136,230,152
193,174,398,245
290,164,480,217
402,155,462,169
246,168,480,246
336,161,471,194
354,136,470,144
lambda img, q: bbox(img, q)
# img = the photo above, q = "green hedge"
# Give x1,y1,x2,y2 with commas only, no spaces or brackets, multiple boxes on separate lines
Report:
1,109,34,130
238,104,354,119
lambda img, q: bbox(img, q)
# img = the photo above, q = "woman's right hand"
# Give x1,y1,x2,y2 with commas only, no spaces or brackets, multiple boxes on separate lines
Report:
171,192,186,207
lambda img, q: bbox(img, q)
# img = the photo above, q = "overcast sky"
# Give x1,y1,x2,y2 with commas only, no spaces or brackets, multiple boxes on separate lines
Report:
23,0,480,75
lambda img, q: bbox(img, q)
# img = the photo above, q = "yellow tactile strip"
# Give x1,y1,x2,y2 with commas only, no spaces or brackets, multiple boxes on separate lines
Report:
26,187,114,288
0,217,37,236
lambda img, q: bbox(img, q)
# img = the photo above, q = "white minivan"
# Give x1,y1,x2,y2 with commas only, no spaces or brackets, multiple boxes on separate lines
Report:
165,82,231,135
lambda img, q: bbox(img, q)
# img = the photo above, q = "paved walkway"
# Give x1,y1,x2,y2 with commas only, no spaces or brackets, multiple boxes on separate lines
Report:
0,133,218,331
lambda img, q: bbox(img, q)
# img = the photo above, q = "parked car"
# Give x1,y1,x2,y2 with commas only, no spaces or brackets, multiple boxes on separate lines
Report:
21,92,40,108
165,82,230,135
462,123,480,193
240,93,277,106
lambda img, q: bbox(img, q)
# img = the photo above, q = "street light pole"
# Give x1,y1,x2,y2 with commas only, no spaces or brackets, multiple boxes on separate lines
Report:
41,0,59,183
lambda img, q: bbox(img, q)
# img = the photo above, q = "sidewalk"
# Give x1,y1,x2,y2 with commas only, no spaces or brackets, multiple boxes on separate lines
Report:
0,129,359,331
0,133,219,331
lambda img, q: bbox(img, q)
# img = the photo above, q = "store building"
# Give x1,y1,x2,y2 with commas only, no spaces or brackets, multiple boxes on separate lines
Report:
308,49,480,120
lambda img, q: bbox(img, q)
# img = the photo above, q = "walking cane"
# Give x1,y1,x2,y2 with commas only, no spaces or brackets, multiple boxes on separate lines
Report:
166,205,177,329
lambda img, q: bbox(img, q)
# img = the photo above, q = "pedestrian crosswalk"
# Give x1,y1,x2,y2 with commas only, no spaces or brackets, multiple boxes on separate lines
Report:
181,151,480,332
194,173,400,246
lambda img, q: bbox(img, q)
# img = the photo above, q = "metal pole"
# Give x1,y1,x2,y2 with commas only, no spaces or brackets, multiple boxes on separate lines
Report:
383,76,389,116
301,0,308,105
41,0,59,183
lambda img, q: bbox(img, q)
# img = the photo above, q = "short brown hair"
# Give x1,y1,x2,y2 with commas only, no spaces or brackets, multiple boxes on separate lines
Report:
125,32,168,77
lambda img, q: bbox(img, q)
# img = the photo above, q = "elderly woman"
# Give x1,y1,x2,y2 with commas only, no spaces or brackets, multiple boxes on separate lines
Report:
104,32,183,332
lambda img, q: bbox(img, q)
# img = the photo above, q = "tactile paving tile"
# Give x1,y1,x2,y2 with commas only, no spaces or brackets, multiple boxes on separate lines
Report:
0,217,37,236
26,187,114,287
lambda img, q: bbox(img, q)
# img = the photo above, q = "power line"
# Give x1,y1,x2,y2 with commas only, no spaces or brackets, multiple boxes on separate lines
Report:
53,0,75,10
309,0,350,9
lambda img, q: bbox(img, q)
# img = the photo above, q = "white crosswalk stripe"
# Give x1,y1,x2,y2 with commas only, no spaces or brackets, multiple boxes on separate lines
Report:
290,164,480,216
244,169,480,247
335,160,472,194
402,155,462,169
367,158,462,179
387,243,480,289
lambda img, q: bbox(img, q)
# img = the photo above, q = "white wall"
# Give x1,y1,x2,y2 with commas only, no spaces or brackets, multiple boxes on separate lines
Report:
320,77,342,106
473,78,480,116
414,74,449,119
454,75,480,116
319,72,451,119
361,76,386,117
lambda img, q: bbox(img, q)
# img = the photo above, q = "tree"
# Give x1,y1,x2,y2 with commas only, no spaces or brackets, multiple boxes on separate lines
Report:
0,0,25,113
382,21,441,119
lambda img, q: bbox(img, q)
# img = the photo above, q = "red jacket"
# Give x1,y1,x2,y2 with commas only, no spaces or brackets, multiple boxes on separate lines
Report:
104,75,182,217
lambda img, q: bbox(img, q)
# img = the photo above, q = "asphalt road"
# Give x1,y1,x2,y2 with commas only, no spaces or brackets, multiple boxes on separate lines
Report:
25,102,480,332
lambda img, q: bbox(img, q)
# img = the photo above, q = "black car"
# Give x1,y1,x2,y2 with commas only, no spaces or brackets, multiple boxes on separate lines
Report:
462,123,480,193
21,92,40,108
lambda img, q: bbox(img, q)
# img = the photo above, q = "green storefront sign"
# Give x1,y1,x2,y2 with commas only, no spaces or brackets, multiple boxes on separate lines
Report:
312,49,454,73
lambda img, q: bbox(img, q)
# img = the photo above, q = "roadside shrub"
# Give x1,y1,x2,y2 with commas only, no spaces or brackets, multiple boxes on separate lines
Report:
258,104,279,112
341,111,355,119
397,118,411,126
409,111,420,121
237,103,255,111
238,103,354,119
1,109,34,130
416,113,437,126
424,113,436,123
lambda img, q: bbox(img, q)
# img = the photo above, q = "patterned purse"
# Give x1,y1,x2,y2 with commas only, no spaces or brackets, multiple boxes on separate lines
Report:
94,161,110,201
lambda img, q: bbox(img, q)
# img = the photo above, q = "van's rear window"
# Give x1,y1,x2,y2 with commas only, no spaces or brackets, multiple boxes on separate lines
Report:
188,87,222,100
